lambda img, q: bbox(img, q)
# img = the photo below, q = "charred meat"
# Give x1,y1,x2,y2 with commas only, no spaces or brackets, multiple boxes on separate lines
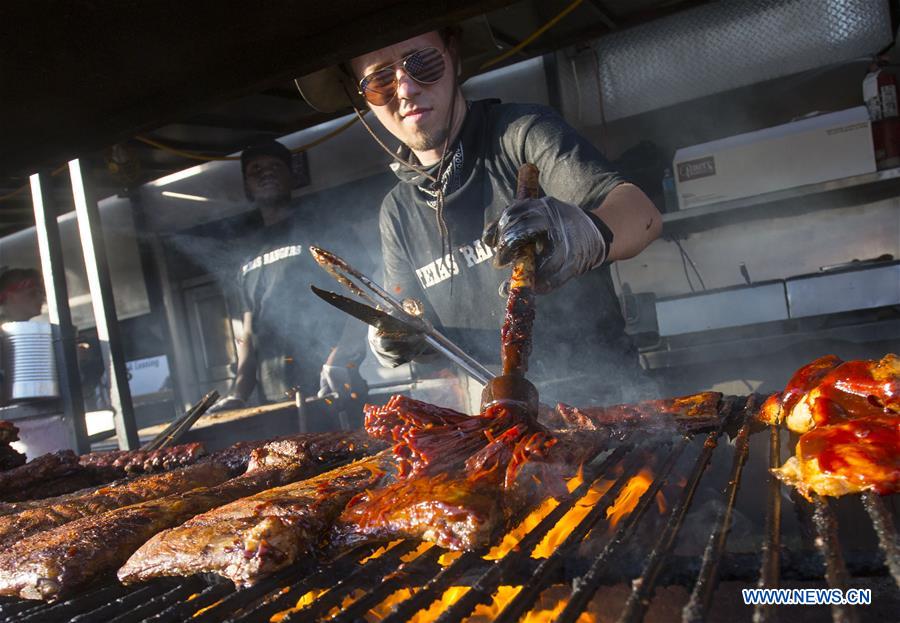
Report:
0,451,80,501
0,461,232,546
555,392,723,433
0,464,310,600
78,442,207,479
119,453,391,587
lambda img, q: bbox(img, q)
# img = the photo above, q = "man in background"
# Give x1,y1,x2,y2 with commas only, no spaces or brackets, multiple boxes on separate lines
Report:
208,140,367,419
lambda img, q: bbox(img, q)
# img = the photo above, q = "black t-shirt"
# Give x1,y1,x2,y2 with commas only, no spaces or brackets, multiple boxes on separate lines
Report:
238,212,365,400
379,100,644,403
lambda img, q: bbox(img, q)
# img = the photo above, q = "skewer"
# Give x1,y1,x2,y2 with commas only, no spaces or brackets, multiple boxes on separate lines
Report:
861,491,900,590
754,423,783,623
682,395,760,622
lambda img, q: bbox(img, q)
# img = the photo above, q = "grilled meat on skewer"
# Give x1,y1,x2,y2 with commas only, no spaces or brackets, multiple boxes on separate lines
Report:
119,453,391,587
772,413,898,498
0,461,232,546
769,354,899,498
554,392,723,433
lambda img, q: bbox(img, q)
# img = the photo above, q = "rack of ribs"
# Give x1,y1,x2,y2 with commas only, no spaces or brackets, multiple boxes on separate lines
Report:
78,442,208,479
768,354,899,498
119,453,391,588
0,461,233,547
0,431,381,600
554,391,723,433
332,430,606,552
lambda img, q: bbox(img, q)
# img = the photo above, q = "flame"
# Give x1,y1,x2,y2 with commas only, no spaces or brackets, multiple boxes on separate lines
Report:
400,542,433,562
438,550,462,566
484,468,588,560
605,469,653,531
358,539,403,564
532,478,614,558
469,585,523,619
270,589,329,622
655,490,667,515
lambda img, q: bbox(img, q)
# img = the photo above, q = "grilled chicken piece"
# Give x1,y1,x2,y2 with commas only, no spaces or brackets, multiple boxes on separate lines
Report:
119,453,391,587
758,355,842,428
555,392,723,432
769,354,900,498
0,461,232,547
772,413,899,499
783,354,898,433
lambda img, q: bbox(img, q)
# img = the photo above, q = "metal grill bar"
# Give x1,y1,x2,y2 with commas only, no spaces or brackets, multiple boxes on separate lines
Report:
861,491,900,590
494,445,682,623
67,581,177,623
753,424,784,623
187,563,310,623
682,396,759,622
616,419,733,623
431,445,633,623
151,581,234,623
377,442,630,623
106,578,206,623
378,550,484,623
280,541,421,621
228,544,380,623
812,496,861,623
556,437,691,623
330,546,443,623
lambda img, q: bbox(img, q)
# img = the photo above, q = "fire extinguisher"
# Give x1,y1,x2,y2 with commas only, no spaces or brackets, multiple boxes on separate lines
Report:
864,58,900,168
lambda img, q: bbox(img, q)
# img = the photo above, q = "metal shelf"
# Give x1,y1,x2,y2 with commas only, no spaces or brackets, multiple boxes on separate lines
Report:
662,167,900,236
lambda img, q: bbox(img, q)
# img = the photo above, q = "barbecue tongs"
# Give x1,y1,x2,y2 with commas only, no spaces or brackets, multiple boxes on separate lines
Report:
308,247,494,385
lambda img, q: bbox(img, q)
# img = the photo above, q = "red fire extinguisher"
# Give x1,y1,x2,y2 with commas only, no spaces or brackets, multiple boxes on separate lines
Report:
864,59,900,169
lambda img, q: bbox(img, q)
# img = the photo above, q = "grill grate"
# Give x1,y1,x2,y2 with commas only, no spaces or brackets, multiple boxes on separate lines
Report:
0,394,897,622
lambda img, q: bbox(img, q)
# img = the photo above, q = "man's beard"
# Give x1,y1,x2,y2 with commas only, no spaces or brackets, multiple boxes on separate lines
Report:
407,124,449,153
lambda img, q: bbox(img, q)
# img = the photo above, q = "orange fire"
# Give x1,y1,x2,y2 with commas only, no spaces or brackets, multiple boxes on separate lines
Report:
605,469,654,531
483,467,588,560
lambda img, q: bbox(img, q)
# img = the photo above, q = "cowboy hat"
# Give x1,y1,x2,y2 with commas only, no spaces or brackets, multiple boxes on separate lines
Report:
295,16,499,113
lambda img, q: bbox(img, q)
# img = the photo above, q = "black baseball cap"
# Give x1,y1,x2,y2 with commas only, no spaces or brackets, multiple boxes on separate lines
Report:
240,140,292,175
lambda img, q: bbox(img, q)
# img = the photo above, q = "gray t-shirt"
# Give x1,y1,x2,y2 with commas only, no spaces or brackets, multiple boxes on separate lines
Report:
379,100,644,403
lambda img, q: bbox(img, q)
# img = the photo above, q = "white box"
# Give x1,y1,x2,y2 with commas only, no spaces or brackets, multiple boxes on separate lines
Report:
673,107,876,210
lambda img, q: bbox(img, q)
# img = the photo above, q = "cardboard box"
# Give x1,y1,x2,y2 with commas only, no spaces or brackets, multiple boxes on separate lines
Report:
673,107,876,210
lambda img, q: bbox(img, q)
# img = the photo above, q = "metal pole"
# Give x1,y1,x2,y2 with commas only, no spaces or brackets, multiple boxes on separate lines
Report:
29,172,90,454
128,192,187,416
68,159,139,449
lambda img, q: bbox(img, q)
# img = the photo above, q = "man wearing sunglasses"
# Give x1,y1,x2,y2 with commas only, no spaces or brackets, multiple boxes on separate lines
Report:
296,25,662,406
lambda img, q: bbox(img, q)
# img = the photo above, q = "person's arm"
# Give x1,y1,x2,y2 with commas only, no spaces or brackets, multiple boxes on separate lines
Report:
229,311,258,401
484,106,661,291
591,182,661,262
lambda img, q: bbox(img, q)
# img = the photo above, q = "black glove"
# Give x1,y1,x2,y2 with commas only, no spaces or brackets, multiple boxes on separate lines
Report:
206,394,246,414
317,363,368,403
367,323,431,368
482,197,612,293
